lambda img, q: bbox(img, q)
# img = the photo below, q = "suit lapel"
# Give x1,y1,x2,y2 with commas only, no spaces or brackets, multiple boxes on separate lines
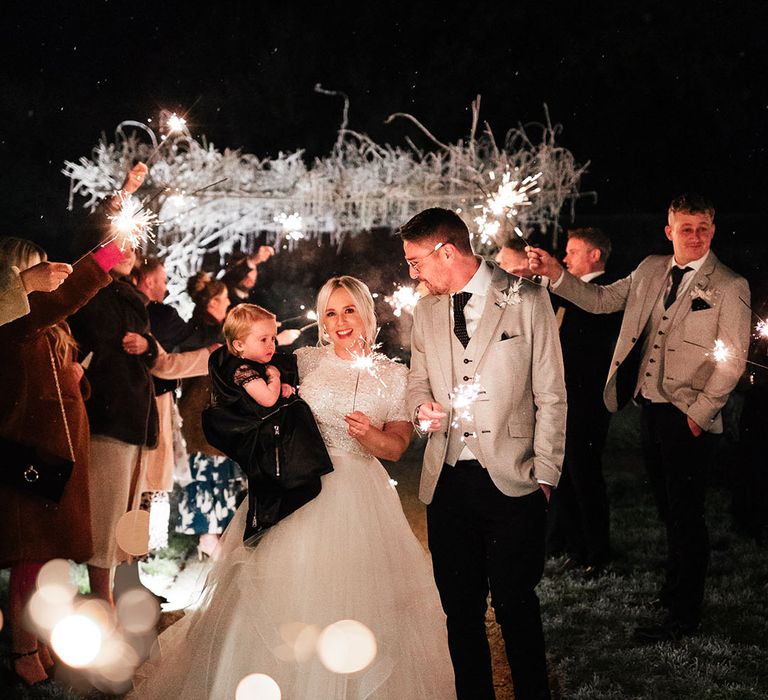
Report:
669,252,718,327
428,294,453,390
466,266,509,366
635,257,669,336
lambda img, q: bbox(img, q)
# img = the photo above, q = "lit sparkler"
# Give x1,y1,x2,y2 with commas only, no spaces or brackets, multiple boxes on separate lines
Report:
145,112,189,164
418,419,433,433
275,212,304,240
384,284,422,317
348,341,387,412
450,376,483,429
283,309,318,324
108,194,158,250
684,338,768,372
712,339,729,363
166,112,187,133
756,319,768,339
473,169,542,245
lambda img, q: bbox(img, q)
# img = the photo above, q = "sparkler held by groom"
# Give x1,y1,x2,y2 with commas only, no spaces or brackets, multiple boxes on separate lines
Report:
527,193,751,643
401,208,565,700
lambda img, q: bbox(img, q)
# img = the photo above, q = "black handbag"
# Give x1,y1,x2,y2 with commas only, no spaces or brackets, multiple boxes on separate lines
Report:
0,337,75,502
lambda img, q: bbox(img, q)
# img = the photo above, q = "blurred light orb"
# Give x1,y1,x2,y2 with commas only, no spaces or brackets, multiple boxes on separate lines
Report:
235,673,281,700
77,598,116,636
317,619,377,674
115,509,150,556
93,637,140,685
116,588,160,634
0,608,3,632
37,559,76,595
51,614,103,667
27,585,75,632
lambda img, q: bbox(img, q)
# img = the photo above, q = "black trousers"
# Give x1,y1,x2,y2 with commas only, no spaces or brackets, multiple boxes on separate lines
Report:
640,403,716,625
547,404,611,566
427,460,550,700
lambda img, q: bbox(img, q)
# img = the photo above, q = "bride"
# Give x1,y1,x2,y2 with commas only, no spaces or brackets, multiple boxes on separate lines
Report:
131,276,455,699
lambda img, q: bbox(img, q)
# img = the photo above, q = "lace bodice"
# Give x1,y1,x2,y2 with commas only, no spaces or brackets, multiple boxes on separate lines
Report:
296,345,409,457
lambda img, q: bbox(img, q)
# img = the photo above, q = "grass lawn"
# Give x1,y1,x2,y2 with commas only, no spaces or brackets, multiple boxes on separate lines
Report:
1,406,766,698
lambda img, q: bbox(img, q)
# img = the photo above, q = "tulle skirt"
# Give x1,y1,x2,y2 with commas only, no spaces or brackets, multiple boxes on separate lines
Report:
131,447,455,699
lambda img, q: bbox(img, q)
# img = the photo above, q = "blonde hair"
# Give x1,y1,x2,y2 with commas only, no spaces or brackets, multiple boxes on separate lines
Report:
0,236,77,365
223,303,277,355
316,276,377,348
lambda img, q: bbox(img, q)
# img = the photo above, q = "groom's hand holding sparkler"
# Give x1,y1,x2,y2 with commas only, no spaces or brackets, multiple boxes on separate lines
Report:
416,401,447,433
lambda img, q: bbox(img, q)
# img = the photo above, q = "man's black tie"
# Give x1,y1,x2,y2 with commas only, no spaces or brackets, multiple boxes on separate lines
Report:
453,292,472,348
664,266,692,310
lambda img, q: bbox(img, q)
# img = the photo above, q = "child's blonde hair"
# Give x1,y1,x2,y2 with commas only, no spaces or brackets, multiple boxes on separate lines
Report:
223,303,277,355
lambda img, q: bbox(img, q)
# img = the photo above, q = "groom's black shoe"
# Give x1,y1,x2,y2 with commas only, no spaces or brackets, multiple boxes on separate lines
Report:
633,616,699,643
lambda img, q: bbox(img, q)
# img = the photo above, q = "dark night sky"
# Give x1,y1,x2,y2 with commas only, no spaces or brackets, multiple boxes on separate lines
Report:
1,1,767,270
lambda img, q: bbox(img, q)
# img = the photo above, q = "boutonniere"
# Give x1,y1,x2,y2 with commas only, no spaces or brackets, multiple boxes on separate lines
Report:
689,284,719,309
495,279,523,308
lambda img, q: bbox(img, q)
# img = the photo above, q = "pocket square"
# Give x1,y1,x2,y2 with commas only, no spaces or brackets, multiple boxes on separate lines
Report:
500,331,517,341
691,298,711,311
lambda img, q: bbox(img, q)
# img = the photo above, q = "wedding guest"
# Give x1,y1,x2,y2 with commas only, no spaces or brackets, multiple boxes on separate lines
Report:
68,244,160,604
132,256,191,351
546,228,622,578
495,234,536,279
220,246,274,308
176,275,245,559
0,235,123,685
132,258,213,551
528,193,750,641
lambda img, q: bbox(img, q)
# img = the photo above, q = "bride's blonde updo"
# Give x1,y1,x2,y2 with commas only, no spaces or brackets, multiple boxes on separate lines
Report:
315,276,377,348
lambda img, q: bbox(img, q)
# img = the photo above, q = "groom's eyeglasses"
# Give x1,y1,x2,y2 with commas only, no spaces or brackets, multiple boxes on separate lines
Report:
406,242,445,273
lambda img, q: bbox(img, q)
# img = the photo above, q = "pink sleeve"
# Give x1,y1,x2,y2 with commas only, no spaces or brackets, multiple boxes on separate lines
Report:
92,241,125,271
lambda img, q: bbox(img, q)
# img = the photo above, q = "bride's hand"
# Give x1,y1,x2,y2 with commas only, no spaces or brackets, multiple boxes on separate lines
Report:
344,411,372,440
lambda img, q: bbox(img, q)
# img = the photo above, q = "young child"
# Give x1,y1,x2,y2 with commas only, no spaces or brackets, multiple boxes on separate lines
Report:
225,304,294,405
203,304,333,540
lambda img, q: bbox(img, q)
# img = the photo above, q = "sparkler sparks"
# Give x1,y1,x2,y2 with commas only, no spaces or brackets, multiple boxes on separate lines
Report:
473,169,542,245
384,284,422,317
450,376,483,428
108,194,158,250
711,339,730,363
756,320,768,339
166,113,187,134
275,212,304,240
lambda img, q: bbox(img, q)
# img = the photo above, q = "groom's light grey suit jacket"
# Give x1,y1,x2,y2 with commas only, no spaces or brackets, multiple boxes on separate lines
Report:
408,262,567,504
552,251,750,433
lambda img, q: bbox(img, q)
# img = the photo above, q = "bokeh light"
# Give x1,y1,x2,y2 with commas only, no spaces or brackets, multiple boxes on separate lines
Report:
235,673,282,700
51,614,103,667
115,509,151,556
116,588,160,635
317,619,377,674
37,559,77,596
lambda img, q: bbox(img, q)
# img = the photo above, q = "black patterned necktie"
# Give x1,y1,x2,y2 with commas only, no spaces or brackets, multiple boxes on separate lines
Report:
453,292,472,348
664,266,692,309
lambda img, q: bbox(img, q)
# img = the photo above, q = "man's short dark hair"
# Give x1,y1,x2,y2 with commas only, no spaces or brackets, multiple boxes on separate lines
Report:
568,227,612,264
500,234,527,253
669,193,715,220
398,208,474,256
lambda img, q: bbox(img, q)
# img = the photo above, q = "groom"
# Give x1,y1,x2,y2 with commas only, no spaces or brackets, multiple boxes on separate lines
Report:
401,208,566,700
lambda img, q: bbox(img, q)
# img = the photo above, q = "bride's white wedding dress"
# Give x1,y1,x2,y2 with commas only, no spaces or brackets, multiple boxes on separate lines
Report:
131,345,455,699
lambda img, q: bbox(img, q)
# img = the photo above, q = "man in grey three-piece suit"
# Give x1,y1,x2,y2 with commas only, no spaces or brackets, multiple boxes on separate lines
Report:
528,193,750,642
401,208,566,700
